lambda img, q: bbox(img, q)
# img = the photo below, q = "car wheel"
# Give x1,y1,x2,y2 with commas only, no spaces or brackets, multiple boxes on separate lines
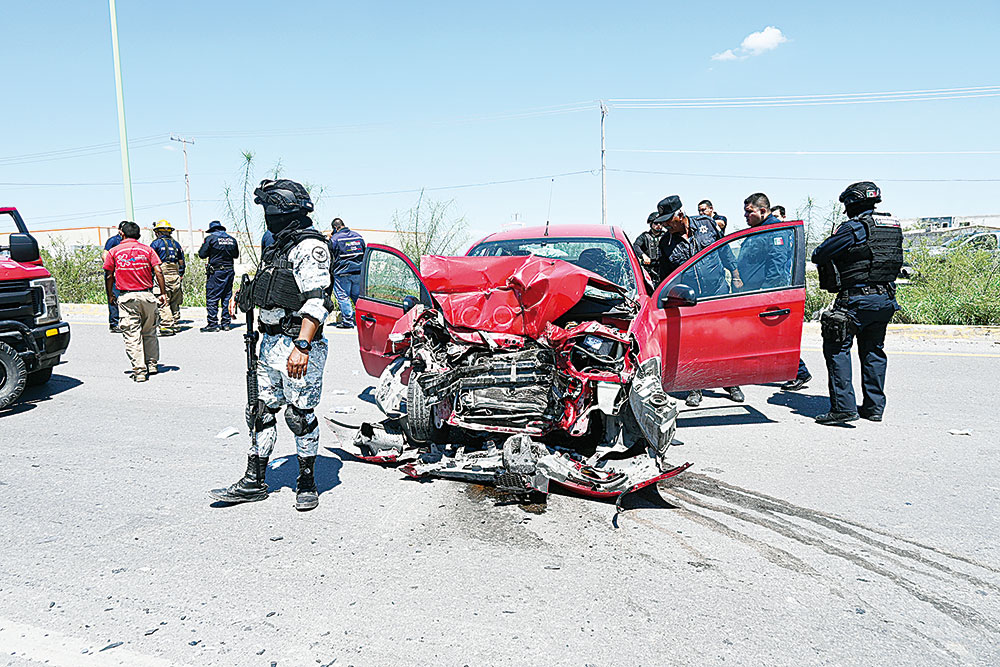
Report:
0,341,28,410
405,376,447,443
27,366,54,387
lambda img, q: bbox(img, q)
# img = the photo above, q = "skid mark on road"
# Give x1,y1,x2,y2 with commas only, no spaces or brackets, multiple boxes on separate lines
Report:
649,474,1000,639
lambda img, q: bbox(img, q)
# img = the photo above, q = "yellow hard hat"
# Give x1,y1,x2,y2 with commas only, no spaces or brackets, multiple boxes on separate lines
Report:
152,219,174,232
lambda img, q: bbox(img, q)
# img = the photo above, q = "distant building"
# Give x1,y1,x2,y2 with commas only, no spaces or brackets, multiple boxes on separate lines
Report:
897,214,1000,231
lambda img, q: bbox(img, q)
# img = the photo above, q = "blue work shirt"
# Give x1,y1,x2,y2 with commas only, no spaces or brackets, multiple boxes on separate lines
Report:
261,230,275,251
150,237,185,272
737,215,794,291
329,227,366,276
659,215,735,296
104,234,122,252
198,231,239,269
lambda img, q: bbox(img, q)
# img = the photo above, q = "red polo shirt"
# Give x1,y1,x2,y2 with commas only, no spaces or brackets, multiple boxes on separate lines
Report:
103,238,161,291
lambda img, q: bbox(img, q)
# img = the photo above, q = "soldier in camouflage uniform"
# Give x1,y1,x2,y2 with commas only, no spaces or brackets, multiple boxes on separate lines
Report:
210,179,333,511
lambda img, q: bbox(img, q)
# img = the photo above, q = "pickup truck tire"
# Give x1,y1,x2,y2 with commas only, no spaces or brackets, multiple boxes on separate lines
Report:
405,376,447,444
0,341,28,410
27,366,53,387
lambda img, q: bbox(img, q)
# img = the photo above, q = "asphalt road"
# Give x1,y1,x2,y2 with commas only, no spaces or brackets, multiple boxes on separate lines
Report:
2,310,999,666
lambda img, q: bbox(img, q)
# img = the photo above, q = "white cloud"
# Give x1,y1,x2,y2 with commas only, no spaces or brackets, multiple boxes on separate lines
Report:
741,26,787,55
712,26,787,62
711,49,741,62
162,145,177,151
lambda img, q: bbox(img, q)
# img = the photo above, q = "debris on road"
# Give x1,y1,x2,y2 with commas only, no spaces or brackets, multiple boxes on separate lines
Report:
948,429,972,436
215,426,240,439
341,254,690,505
99,641,123,651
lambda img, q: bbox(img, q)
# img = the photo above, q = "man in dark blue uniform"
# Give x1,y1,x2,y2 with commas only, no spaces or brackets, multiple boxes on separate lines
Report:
633,212,666,287
197,220,239,332
149,220,186,336
811,181,902,425
328,217,366,329
697,199,728,234
102,221,126,332
655,195,744,407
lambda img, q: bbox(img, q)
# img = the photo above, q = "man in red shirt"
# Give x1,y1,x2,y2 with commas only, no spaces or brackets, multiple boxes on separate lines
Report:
103,221,168,382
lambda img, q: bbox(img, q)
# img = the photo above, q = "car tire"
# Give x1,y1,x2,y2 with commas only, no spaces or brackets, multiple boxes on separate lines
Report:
27,366,54,387
405,376,446,443
0,341,28,410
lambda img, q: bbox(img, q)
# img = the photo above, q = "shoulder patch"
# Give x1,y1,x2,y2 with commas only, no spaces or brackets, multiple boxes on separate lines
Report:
311,245,330,263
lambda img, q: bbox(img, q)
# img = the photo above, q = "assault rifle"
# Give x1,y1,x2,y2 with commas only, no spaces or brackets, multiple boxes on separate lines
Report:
238,274,266,491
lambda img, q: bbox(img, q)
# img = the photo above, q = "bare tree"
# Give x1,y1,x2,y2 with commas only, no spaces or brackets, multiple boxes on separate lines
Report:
222,152,326,267
796,196,847,247
391,190,469,269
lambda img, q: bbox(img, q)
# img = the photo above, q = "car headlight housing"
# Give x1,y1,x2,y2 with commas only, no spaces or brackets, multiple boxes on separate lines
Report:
30,277,61,326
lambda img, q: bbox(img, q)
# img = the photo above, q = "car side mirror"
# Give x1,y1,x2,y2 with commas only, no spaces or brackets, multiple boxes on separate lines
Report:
401,295,418,313
658,284,698,309
9,233,40,263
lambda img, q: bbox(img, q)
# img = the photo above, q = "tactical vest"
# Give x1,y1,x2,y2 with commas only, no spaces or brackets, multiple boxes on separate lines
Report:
832,213,904,287
247,227,332,336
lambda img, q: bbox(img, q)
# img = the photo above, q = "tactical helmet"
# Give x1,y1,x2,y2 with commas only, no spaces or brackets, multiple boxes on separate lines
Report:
839,181,882,208
152,219,173,232
647,212,659,225
253,179,314,216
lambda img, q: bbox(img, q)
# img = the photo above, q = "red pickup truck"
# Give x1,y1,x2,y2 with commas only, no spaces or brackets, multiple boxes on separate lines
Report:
349,221,806,502
0,207,72,409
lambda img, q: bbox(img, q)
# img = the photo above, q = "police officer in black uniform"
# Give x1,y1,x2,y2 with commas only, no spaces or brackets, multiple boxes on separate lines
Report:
633,212,666,287
654,195,744,407
811,181,903,425
198,220,240,332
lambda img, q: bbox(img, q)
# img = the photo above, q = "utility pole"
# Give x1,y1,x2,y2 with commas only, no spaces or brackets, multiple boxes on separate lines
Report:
600,101,608,225
108,0,134,220
170,136,195,250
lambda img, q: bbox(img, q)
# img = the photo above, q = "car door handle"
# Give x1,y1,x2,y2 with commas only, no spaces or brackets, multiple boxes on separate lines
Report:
360,314,376,324
759,308,790,318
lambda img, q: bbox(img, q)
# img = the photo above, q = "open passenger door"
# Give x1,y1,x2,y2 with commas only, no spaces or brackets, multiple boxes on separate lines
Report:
630,220,807,391
355,244,432,377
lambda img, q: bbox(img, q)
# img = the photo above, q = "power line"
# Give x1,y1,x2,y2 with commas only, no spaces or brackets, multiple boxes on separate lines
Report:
0,179,180,188
188,102,597,140
30,200,189,226
608,167,1000,183
326,170,596,198
608,85,1000,109
0,135,166,167
611,149,1000,156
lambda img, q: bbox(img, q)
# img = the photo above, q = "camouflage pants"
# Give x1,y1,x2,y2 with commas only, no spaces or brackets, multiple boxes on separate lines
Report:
251,333,328,459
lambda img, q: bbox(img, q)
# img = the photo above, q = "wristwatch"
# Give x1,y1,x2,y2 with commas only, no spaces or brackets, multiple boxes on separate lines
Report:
293,339,312,353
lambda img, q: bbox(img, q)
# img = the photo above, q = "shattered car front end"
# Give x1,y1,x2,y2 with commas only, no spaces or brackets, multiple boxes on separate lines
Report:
352,254,689,504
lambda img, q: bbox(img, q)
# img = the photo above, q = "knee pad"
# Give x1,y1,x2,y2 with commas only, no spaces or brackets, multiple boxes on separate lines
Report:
285,405,318,437
247,401,279,432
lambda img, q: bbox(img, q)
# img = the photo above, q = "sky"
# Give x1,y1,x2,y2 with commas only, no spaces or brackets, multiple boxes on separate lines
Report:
2,0,999,246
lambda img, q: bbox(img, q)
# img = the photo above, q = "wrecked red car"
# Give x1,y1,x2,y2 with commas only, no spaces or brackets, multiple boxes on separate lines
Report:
349,222,805,504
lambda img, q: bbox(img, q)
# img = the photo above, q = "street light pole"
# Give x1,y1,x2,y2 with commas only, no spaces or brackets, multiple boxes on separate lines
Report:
600,101,608,226
170,136,195,251
108,0,134,221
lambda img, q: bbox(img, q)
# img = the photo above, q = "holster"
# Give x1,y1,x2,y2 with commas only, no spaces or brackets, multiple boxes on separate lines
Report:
206,264,217,277
820,308,855,344
817,262,841,293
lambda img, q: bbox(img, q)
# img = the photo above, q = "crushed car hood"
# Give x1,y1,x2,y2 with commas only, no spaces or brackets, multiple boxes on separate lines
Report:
419,255,624,338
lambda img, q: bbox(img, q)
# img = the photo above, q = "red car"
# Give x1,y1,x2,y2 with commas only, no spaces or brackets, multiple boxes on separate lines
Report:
350,221,805,503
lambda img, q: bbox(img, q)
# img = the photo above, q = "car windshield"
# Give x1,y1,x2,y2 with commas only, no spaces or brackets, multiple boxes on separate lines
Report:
468,236,636,300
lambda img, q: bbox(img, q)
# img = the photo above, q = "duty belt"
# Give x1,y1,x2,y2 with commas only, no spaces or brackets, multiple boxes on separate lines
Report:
840,284,890,297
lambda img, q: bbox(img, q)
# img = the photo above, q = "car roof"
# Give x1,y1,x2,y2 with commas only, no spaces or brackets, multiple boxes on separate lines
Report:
471,224,628,246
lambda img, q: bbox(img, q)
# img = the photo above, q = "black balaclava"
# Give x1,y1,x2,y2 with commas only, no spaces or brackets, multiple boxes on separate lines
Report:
265,212,308,236
845,202,874,219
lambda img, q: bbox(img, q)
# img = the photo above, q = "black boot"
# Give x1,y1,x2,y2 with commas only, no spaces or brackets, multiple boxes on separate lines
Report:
295,455,319,511
209,455,269,503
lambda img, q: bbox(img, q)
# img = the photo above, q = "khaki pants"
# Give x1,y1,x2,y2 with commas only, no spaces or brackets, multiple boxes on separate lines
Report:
156,263,184,331
119,291,160,374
